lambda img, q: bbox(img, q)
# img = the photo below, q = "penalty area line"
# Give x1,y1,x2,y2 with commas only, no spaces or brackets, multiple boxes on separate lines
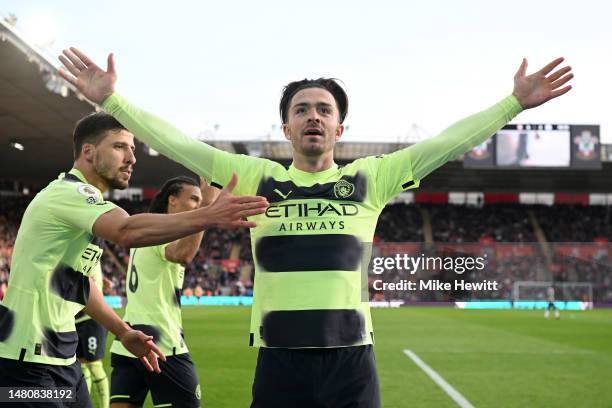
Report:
403,349,475,408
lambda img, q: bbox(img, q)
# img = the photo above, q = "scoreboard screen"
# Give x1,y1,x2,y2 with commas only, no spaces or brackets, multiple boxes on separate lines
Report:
463,124,600,170
496,124,571,167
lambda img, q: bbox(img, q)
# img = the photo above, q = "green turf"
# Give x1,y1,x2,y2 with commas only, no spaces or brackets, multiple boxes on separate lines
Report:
100,307,612,407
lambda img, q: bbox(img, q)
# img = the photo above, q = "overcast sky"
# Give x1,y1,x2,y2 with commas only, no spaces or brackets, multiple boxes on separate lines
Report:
2,0,610,142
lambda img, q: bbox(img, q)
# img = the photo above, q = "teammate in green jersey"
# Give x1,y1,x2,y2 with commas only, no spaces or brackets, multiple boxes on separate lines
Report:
75,241,111,408
59,47,572,407
0,108,267,407
109,176,219,408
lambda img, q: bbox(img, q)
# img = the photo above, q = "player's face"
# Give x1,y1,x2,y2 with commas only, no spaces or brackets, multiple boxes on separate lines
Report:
283,87,344,157
168,185,202,214
91,129,136,190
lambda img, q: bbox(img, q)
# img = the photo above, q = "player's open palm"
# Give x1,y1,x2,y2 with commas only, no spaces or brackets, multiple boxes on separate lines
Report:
120,329,166,373
58,47,116,105
512,57,573,109
203,173,268,229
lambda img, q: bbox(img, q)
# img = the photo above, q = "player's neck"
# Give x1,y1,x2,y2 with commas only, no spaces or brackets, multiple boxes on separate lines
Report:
292,152,336,173
73,161,109,193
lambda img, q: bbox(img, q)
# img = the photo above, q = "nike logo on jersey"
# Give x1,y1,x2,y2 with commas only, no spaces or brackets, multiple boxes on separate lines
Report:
273,188,292,199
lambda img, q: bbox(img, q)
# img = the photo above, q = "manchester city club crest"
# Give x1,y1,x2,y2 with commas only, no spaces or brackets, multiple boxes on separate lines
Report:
333,179,355,198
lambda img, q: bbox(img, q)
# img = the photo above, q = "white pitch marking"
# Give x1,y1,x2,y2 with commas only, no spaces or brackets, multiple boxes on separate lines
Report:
403,349,475,408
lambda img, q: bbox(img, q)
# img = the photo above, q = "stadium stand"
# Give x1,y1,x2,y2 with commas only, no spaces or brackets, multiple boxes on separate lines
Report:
1,194,610,302
0,16,610,305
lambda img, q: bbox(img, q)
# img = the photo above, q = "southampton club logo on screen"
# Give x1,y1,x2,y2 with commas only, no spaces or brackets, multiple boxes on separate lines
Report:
573,129,599,161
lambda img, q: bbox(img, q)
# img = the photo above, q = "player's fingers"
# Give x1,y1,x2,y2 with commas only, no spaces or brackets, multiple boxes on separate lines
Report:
550,85,572,99
515,58,527,78
70,47,95,67
234,195,269,205
149,352,161,374
547,66,571,83
107,53,116,75
58,68,78,86
537,57,564,76
147,339,166,362
237,208,267,218
550,73,573,90
62,48,87,71
140,356,154,372
59,55,81,77
234,220,258,228
222,173,238,194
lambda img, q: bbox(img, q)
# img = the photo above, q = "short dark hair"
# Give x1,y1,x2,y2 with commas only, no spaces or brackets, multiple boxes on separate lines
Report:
73,112,127,159
149,176,200,214
279,78,348,124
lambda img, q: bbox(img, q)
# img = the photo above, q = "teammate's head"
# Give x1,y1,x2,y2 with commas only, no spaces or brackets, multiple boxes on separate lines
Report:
73,112,135,190
280,78,348,157
149,176,202,214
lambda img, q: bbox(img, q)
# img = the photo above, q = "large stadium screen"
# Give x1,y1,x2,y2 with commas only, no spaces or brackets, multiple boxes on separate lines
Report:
496,124,571,167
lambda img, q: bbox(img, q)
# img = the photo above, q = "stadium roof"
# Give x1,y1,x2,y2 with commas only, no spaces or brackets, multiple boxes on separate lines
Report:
0,20,408,190
0,18,96,184
0,18,205,188
1,17,611,193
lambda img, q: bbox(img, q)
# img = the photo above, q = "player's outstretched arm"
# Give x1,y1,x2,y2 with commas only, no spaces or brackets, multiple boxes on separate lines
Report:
406,57,573,181
165,178,221,264
58,47,233,182
83,280,166,373
93,174,267,248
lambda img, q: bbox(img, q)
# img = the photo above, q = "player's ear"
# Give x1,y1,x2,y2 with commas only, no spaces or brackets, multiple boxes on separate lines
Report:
335,124,344,141
168,195,177,209
282,123,291,141
81,143,95,161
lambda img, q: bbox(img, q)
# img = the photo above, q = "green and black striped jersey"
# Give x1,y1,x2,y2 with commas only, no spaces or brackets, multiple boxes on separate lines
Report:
104,93,522,348
0,169,116,364
111,244,187,357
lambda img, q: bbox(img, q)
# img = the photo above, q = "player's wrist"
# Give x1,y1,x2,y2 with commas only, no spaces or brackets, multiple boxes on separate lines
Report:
197,206,216,229
113,323,131,341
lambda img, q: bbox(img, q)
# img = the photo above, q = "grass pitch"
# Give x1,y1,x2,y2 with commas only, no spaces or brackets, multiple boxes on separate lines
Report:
102,307,612,407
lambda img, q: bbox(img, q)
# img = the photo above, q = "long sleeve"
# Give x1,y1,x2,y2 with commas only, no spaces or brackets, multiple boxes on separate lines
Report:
365,95,523,207
102,93,267,194
408,95,523,180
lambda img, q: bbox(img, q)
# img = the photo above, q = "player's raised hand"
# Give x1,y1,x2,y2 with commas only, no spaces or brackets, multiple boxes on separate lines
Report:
58,47,116,105
199,176,221,207
120,330,166,373
512,57,573,109
202,173,268,229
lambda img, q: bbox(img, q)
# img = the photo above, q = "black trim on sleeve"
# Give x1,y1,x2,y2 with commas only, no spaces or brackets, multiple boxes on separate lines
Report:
401,180,415,189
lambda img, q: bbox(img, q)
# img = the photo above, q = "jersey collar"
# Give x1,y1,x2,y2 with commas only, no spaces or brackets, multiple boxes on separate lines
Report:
66,168,88,183
288,163,339,183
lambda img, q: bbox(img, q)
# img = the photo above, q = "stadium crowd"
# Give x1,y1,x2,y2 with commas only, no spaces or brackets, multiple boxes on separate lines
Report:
1,196,610,301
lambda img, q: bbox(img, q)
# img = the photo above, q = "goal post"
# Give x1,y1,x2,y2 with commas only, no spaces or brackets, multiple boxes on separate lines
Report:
512,281,593,310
